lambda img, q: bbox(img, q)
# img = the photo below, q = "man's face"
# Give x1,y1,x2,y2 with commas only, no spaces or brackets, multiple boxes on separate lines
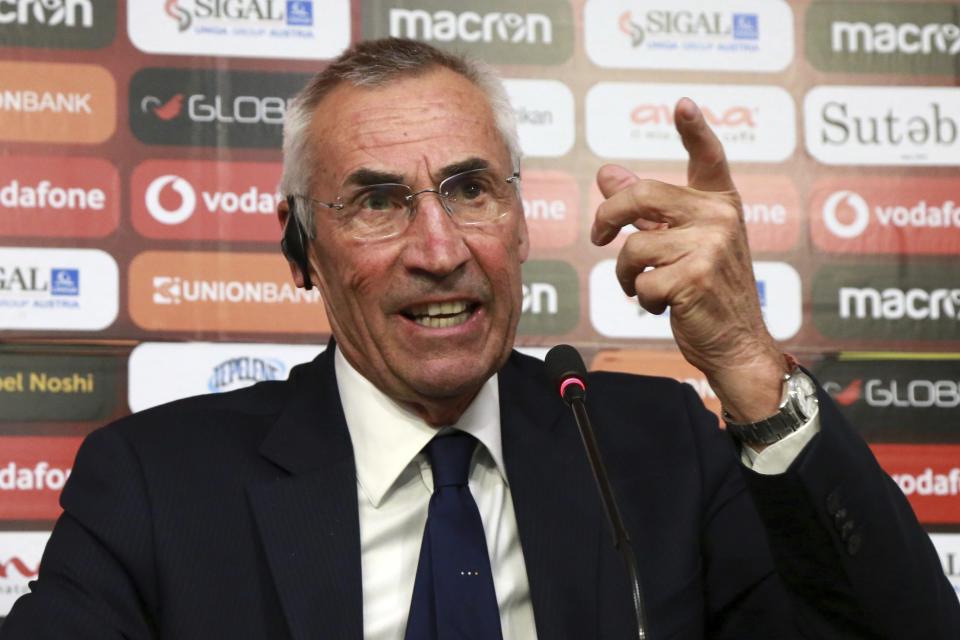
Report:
301,68,529,423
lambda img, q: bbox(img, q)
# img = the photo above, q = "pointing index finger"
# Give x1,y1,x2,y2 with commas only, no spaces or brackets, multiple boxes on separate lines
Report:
675,98,736,193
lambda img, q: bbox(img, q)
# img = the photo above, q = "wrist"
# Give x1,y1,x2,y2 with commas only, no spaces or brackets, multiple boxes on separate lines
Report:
707,348,790,423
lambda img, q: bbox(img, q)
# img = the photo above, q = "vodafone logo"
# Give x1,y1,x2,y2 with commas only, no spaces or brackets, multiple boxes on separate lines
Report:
145,174,196,225
822,190,870,239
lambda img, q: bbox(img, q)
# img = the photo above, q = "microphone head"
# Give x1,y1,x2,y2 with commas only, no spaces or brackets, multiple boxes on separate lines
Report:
545,344,588,403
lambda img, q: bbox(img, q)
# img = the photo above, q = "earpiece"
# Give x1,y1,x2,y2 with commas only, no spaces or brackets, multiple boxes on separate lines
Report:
281,195,314,290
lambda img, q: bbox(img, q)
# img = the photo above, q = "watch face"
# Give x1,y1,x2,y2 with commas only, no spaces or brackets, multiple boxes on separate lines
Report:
790,373,819,419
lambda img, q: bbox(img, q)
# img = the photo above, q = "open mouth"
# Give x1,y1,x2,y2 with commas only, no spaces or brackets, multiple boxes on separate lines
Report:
402,300,478,329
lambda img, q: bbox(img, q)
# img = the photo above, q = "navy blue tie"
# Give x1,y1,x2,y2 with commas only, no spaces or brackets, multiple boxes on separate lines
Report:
404,432,504,640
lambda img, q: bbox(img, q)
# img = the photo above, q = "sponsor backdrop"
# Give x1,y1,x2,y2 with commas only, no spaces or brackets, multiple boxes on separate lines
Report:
1,0,959,619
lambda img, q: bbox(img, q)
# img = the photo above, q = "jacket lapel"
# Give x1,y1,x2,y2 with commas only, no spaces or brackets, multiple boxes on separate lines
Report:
499,353,603,640
248,348,364,640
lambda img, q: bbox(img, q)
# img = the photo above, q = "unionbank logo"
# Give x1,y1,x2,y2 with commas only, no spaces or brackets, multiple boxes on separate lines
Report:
518,260,579,336
0,156,119,239
872,444,960,524
0,532,50,616
586,83,795,163
0,61,115,144
503,79,574,158
0,437,82,520
521,171,579,251
591,349,722,417
584,0,793,72
810,177,960,255
0,0,115,49
814,356,960,442
805,86,960,166
128,0,349,60
813,264,960,341
0,247,118,331
129,251,328,334
129,68,311,148
131,160,282,241
807,3,960,75
363,0,573,65
128,342,320,411
591,260,800,340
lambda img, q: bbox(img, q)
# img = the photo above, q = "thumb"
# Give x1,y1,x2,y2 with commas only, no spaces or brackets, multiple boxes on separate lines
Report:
597,163,639,198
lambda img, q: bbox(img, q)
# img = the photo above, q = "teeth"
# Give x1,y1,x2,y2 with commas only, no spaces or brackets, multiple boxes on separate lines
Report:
413,308,471,329
408,300,468,318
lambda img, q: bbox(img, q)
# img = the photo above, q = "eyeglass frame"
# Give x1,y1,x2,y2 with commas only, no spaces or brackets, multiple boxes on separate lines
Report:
289,167,522,241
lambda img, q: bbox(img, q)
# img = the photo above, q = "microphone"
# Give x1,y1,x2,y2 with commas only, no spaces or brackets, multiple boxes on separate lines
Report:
545,345,649,640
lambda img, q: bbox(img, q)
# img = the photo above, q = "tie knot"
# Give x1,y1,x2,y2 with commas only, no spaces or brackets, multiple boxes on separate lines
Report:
426,432,477,488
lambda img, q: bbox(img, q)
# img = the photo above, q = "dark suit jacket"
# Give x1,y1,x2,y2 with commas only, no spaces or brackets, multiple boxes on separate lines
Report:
1,349,957,639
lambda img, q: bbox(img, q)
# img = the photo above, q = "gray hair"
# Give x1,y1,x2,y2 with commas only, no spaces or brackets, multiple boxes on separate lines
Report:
280,38,522,238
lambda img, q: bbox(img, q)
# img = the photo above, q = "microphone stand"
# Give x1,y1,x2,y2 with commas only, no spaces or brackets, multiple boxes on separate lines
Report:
569,395,649,640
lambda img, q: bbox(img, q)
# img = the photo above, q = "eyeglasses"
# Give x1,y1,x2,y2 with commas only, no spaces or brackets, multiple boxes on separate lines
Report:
293,168,521,241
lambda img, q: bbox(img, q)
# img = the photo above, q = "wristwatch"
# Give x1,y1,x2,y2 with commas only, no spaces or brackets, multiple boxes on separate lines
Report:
724,367,819,447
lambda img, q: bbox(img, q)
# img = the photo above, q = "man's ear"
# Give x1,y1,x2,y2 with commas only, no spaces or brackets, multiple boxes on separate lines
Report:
277,197,309,289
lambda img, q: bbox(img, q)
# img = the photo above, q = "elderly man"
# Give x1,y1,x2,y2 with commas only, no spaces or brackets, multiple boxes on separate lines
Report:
2,38,957,640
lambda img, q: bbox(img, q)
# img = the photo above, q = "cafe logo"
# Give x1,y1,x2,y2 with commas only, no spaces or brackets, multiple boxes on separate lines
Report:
0,532,50,615
806,3,960,75
0,0,115,49
129,68,311,148
804,86,960,166
363,0,574,64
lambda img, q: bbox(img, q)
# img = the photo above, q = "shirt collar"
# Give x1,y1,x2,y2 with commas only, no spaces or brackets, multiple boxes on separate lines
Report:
334,346,505,508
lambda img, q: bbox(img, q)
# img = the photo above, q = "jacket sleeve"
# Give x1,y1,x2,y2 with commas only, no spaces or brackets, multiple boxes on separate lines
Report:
683,380,960,639
0,425,158,639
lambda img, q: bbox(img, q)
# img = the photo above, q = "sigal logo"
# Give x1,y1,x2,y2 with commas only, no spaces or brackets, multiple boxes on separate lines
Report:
0,247,118,331
129,1,348,60
0,437,82,520
805,86,960,166
129,251,328,334
590,260,799,340
502,79,574,158
130,68,309,148
0,532,50,616
584,0,793,72
806,3,960,75
363,0,573,65
617,9,759,47
132,160,281,241
813,264,960,341
128,342,320,411
520,171,579,251
0,0,115,49
591,349,722,417
0,156,119,239
0,61,115,144
586,83,796,162
810,178,960,255
518,260,579,336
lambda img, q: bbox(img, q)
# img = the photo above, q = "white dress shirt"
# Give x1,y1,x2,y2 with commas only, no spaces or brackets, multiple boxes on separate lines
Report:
334,347,820,638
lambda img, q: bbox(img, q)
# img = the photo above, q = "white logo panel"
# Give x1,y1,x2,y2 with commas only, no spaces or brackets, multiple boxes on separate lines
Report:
0,531,50,616
584,0,794,72
586,83,796,162
0,247,118,331
805,86,960,166
128,342,324,412
930,533,960,603
127,1,350,60
590,259,800,340
503,79,575,158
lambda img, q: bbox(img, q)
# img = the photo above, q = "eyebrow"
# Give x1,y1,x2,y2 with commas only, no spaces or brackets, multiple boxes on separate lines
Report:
341,157,491,189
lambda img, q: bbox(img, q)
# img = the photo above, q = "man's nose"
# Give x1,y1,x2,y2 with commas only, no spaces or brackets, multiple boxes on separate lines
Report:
400,192,471,276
